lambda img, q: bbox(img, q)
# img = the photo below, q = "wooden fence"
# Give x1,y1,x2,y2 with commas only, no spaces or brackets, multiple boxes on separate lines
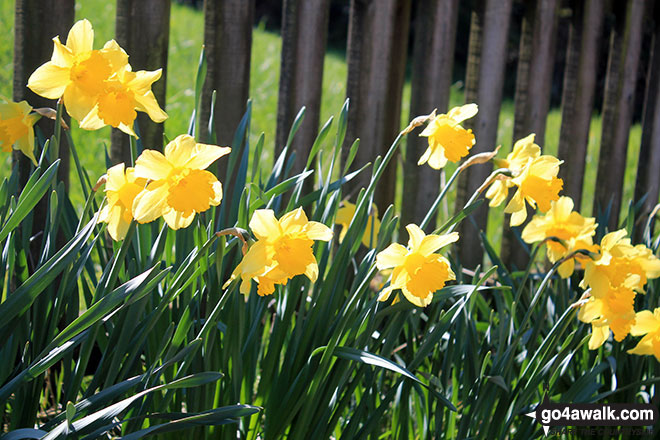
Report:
12,0,660,269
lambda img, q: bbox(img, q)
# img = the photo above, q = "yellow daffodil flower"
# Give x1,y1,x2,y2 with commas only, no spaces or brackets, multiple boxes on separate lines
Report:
98,163,147,241
224,207,333,296
504,156,563,226
521,196,597,278
578,282,637,348
485,134,540,207
578,229,660,348
485,134,563,226
418,104,477,169
131,134,231,229
335,201,380,247
27,19,128,121
627,308,660,361
0,99,39,165
79,47,168,136
27,20,166,135
376,224,458,307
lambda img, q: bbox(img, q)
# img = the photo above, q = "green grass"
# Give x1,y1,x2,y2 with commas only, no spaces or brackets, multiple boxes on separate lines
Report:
0,0,643,248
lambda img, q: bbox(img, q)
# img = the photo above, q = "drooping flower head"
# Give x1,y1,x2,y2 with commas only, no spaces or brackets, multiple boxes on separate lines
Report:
627,308,660,361
521,196,598,278
224,208,333,297
132,134,231,230
335,200,381,248
27,20,166,135
376,224,458,307
0,99,39,165
418,104,478,169
485,134,563,226
578,229,660,348
79,44,167,136
98,163,147,241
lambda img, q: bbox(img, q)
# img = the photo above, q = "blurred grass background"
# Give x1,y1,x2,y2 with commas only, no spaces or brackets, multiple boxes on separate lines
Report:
0,0,642,251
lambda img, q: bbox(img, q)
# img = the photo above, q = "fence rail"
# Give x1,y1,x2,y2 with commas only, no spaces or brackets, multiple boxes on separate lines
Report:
12,0,660,268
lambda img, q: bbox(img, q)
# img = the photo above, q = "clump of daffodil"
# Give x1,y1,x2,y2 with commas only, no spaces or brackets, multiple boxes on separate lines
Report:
224,208,333,296
485,133,563,226
335,200,381,247
376,224,458,307
418,104,477,169
131,134,230,230
0,99,39,165
578,229,660,349
627,308,660,361
27,19,166,135
98,163,147,241
521,196,597,278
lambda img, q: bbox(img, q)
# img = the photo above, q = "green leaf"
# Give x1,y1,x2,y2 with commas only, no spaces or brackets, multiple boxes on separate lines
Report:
0,160,59,243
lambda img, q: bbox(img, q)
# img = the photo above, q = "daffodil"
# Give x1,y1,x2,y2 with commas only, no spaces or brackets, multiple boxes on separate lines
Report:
27,20,129,121
224,208,333,296
578,283,637,348
627,308,660,361
485,134,540,207
98,163,147,241
0,99,39,165
485,134,563,226
335,201,381,247
418,104,477,169
131,135,231,229
376,224,458,307
79,48,168,136
27,20,166,135
578,229,660,348
521,196,597,278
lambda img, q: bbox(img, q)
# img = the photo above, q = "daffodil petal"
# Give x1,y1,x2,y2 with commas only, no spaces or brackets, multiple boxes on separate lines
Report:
27,62,70,99
406,224,426,250
184,143,232,170
67,19,94,55
132,182,168,223
376,243,408,270
134,150,172,180
250,209,281,240
630,310,660,336
417,232,459,256
162,208,196,230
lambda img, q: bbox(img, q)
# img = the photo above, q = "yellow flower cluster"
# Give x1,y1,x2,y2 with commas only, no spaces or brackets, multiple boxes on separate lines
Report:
416,105,660,362
0,98,40,165
98,135,230,240
27,19,167,137
578,230,660,349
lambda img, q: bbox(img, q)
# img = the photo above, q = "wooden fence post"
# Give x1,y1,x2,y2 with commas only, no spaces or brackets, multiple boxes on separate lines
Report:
343,0,412,211
275,0,331,181
502,0,558,268
401,0,459,234
595,0,646,230
634,3,660,239
557,0,604,211
13,0,74,190
455,0,513,268
201,0,254,177
111,0,171,165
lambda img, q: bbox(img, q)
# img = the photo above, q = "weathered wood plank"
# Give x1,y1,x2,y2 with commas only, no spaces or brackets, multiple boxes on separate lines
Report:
111,0,171,164
401,0,459,234
595,0,646,229
558,0,604,211
343,0,412,210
